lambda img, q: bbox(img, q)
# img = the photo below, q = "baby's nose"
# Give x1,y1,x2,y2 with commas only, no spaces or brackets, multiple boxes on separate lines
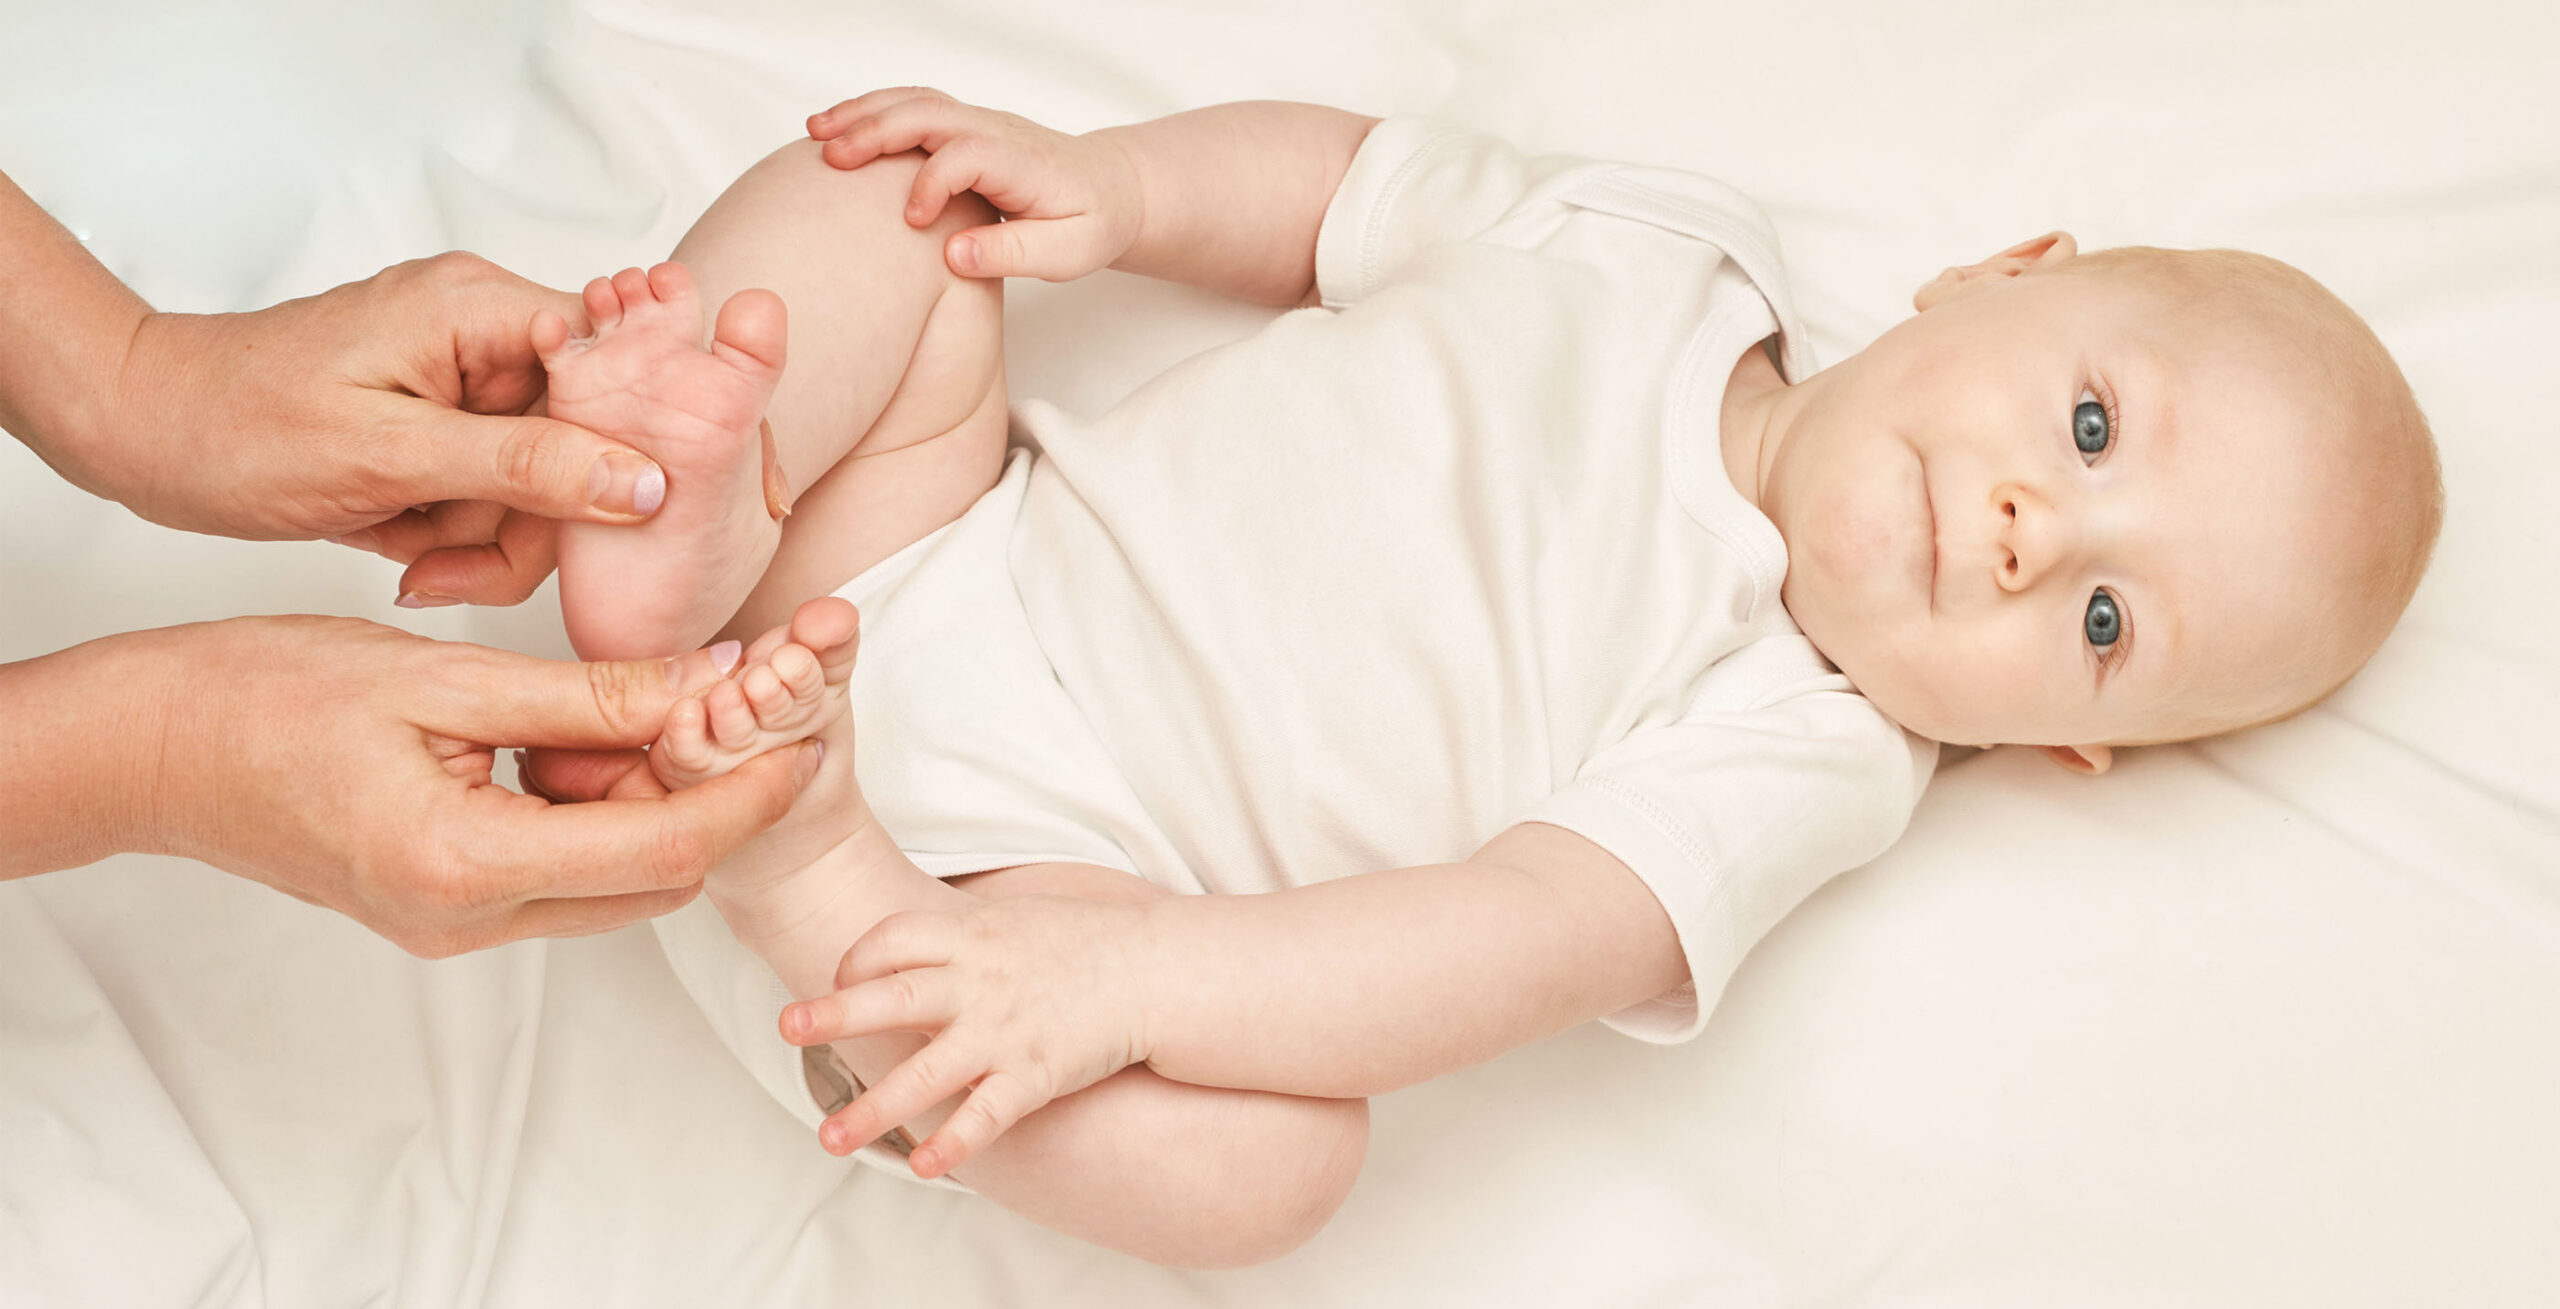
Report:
1990,482,2066,593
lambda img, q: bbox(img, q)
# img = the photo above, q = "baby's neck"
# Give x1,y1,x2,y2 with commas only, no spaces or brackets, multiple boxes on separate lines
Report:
1718,336,1788,510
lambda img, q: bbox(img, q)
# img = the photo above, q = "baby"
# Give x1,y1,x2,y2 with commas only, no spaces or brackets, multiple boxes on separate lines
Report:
526,92,2441,1267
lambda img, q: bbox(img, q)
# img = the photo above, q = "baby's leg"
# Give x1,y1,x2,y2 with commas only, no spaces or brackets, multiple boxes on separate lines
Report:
544,267,786,659
654,606,1366,1268
666,141,1010,644
550,141,1006,657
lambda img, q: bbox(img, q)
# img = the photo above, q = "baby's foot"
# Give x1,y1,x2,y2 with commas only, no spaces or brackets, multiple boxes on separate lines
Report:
543,262,788,661
651,597,859,792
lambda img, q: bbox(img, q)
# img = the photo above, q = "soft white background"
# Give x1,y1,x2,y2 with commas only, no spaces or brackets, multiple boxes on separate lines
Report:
3,1,2554,1304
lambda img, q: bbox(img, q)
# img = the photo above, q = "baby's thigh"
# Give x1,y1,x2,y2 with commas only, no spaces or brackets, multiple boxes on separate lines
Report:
682,142,1009,634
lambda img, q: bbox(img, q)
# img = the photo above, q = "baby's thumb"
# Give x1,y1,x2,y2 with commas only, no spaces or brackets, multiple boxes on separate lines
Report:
944,218,1110,283
399,405,667,525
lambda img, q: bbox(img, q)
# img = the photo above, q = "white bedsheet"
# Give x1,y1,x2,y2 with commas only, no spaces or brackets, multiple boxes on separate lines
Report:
4,2,2555,1304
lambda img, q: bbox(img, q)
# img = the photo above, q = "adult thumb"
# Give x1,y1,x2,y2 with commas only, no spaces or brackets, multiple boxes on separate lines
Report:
394,404,668,525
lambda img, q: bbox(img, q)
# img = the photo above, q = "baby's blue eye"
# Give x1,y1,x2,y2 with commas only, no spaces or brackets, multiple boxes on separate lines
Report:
2072,398,2110,460
2085,590,2122,648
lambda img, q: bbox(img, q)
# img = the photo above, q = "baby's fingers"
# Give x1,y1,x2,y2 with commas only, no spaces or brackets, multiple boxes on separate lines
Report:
814,95,970,173
781,969,957,1045
807,87,944,142
833,909,961,989
909,1068,1048,1178
818,1038,981,1157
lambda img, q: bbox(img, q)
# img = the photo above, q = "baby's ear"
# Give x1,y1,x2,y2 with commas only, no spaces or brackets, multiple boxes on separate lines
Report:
1913,231,2080,311
2036,743,2113,776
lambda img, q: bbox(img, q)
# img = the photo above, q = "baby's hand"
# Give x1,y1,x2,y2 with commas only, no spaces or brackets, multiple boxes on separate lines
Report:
780,893,1158,1179
805,87,1143,284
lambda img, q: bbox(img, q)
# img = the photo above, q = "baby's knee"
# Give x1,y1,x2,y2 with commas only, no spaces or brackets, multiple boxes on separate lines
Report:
1165,1093,1369,1270
741,139,1000,243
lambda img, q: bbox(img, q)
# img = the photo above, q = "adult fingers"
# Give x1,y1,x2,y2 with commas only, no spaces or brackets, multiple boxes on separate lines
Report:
396,508,559,606
348,499,504,565
460,742,821,899
429,638,744,749
519,746,658,803
378,403,667,527
761,418,792,520
501,885,704,942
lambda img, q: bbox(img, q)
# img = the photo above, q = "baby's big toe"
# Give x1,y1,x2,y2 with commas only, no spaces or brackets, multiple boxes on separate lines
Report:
711,287,789,375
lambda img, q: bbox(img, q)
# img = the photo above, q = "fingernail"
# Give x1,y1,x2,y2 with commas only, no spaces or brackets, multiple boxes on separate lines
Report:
950,237,977,273
796,739,825,785
395,591,461,609
663,654,688,689
587,452,667,516
709,640,743,675
327,528,380,553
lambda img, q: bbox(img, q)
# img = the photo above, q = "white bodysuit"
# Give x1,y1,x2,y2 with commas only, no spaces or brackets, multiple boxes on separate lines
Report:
657,117,1938,1173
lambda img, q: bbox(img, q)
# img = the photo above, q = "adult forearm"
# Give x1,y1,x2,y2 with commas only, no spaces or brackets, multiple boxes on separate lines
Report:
1091,102,1377,306
0,168,151,491
0,632,168,879
1137,841,1690,1099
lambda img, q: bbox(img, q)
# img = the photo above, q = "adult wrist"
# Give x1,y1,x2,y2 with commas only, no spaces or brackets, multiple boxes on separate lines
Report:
0,627,185,876
77,310,197,524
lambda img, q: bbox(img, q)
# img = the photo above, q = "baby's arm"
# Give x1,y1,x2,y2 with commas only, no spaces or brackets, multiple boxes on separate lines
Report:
1132,824,1685,1097
620,601,1366,1269
806,90,1377,306
793,824,1686,1155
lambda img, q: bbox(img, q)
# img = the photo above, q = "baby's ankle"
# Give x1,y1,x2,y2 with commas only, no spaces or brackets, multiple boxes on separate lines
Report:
704,808,906,947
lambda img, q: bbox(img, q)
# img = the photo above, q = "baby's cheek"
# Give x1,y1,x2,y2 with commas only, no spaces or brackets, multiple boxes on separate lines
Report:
1884,627,2047,744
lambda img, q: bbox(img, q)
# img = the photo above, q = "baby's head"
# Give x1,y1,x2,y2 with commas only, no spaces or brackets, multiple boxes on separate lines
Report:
1736,233,2442,771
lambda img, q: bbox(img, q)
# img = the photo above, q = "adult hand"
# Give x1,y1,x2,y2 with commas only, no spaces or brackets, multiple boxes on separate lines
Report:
74,252,659,606
3,616,820,956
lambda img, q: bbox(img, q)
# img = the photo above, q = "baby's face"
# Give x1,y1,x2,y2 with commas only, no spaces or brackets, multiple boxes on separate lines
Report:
1743,238,2375,762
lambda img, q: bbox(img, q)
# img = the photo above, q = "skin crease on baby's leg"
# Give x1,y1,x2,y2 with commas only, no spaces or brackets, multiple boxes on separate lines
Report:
639,141,1367,1267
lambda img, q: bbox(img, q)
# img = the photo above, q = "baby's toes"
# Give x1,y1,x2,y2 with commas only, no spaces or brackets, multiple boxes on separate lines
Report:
711,286,788,376
645,261,698,316
785,598,860,685
742,664,793,727
707,679,759,750
771,643,824,705
657,698,716,777
610,266,654,316
582,275,623,331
